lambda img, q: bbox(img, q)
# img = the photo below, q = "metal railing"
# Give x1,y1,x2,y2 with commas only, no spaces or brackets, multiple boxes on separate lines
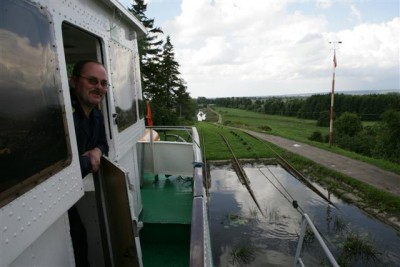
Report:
294,213,339,267
190,127,212,267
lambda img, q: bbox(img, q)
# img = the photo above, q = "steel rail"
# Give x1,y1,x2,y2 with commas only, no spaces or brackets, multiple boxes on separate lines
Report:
218,133,265,216
243,132,336,208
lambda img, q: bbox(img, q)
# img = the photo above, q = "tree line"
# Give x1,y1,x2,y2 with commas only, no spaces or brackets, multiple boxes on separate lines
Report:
129,1,196,126
201,93,400,121
199,93,400,164
327,110,400,164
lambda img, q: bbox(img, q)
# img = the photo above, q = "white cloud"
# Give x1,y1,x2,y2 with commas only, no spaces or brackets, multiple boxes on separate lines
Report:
160,0,399,97
316,0,332,9
350,4,362,23
338,18,400,69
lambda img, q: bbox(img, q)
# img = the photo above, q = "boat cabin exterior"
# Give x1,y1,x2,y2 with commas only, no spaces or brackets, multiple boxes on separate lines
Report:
0,0,211,266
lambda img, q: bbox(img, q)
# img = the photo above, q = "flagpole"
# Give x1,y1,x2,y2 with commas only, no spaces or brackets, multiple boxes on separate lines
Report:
146,101,153,126
328,41,341,147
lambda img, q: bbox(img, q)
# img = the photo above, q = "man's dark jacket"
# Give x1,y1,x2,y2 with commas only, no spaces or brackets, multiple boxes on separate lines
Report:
72,97,109,177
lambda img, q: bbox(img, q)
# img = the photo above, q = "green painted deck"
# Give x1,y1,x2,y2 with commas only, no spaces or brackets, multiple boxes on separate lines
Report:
139,173,193,266
140,223,191,267
140,173,193,224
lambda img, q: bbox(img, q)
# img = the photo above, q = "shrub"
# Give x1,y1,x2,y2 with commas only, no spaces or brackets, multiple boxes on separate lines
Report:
308,131,323,142
317,110,331,127
258,125,272,132
373,109,400,163
335,112,363,137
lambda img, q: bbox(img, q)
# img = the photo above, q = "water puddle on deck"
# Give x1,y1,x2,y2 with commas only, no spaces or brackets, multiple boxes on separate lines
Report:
208,161,400,267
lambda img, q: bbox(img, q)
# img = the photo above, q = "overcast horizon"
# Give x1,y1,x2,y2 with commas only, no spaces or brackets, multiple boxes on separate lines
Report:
120,0,400,98
197,88,400,99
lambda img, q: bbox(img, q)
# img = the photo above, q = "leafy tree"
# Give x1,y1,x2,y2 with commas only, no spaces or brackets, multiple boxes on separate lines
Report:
130,2,194,125
317,110,331,127
355,127,377,156
283,98,303,116
197,97,208,106
334,112,374,155
297,94,329,119
374,109,400,163
335,128,376,156
253,99,264,112
175,84,196,121
334,112,363,137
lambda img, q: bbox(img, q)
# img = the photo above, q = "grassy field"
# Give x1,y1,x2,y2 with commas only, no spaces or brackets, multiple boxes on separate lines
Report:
196,123,278,160
206,106,400,175
214,106,329,142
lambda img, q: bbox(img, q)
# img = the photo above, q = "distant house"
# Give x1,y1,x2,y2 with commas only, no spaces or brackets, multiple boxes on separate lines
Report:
197,111,206,121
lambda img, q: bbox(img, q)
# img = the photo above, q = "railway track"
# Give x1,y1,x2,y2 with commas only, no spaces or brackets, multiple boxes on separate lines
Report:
201,126,336,217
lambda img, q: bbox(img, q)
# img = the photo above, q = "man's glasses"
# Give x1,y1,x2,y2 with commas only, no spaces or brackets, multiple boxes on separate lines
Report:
79,75,109,88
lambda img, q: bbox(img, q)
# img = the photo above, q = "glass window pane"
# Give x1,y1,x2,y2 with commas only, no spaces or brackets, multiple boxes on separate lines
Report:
0,0,70,205
110,43,138,132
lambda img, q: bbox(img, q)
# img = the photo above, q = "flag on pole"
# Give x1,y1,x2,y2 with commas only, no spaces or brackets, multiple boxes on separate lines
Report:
333,50,337,68
146,101,153,126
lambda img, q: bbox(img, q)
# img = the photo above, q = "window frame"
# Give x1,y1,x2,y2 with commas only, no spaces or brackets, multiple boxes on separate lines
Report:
0,0,72,207
109,41,139,132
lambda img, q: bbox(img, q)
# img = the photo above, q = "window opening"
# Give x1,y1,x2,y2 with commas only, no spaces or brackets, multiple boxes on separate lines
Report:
62,22,113,139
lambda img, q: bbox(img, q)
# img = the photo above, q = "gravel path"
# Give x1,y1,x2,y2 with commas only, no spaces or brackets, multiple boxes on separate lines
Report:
242,129,400,197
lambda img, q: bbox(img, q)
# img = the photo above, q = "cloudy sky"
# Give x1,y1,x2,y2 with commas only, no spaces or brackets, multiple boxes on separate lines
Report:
119,0,400,98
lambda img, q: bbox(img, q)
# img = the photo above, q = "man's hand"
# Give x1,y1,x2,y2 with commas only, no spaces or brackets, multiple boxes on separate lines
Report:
83,147,102,172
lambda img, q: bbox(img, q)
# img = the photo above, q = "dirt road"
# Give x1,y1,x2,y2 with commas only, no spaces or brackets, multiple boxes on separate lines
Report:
242,129,400,197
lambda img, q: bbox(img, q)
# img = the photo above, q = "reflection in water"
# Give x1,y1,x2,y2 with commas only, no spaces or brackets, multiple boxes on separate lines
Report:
209,162,400,266
231,243,256,266
0,0,68,196
339,232,380,266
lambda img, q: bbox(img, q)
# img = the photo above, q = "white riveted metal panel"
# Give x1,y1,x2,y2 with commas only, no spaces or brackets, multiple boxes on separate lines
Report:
0,164,83,267
1,0,147,265
116,121,146,162
9,215,74,267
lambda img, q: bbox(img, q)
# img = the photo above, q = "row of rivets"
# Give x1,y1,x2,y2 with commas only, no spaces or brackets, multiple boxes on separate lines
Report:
3,172,79,246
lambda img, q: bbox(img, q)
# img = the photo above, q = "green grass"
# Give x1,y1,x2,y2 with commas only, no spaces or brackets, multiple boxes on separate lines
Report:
213,106,328,141
203,107,220,122
338,232,380,267
196,123,276,160
207,106,400,175
282,151,400,215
